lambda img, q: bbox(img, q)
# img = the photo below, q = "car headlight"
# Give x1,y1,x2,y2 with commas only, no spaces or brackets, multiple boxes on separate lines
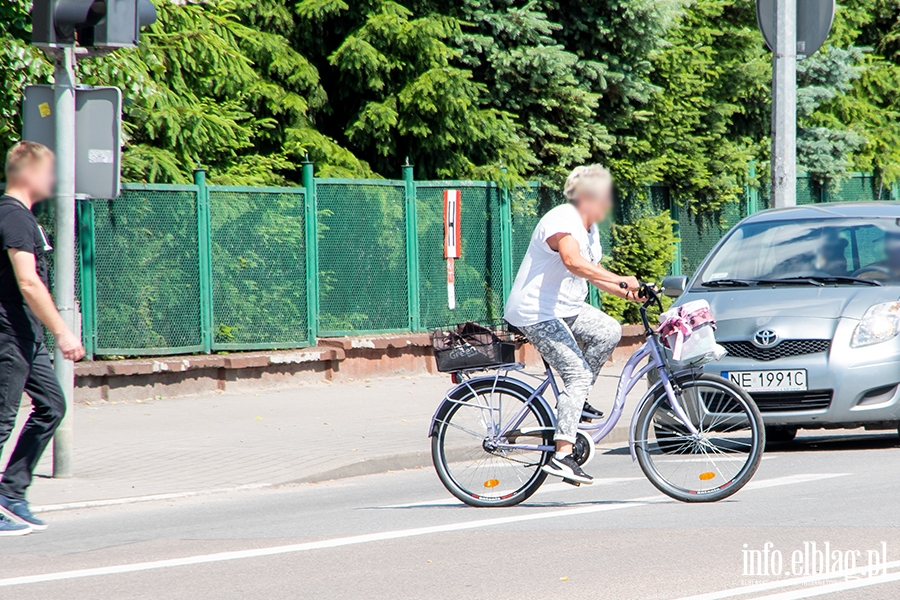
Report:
851,301,900,348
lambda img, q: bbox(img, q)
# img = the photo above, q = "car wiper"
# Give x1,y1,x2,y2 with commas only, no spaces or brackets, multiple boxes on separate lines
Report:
759,276,882,287
757,277,824,287
700,278,755,288
807,276,882,287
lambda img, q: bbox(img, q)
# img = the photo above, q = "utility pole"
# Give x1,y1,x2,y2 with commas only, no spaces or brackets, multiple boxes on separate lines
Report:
51,45,77,478
771,0,797,208
29,0,158,478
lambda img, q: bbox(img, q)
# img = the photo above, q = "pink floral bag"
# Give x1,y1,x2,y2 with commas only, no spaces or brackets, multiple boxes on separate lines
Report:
657,300,726,363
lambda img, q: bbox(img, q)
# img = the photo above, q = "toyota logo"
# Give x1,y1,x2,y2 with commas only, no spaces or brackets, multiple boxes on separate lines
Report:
753,329,779,348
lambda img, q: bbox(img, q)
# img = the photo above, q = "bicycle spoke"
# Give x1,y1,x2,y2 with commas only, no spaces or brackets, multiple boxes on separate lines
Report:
637,378,762,501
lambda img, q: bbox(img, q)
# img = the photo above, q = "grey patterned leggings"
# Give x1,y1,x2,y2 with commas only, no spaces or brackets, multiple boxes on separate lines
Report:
521,304,622,444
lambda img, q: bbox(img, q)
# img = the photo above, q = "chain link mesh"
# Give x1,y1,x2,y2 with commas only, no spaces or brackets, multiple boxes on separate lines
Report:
209,188,308,349
32,200,81,353
317,181,408,334
16,173,887,357
93,189,203,353
417,183,505,329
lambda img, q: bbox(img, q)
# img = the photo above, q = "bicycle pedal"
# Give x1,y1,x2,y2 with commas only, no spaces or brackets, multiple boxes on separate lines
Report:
562,478,581,487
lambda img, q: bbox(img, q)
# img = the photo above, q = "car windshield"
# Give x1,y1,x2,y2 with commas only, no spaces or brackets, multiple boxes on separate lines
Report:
695,216,900,287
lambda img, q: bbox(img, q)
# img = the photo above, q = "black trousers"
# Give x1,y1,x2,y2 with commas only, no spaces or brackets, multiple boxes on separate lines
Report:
0,332,66,500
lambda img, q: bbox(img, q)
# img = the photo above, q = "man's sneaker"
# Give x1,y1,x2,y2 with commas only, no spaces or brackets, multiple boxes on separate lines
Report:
542,454,593,485
580,402,604,422
0,496,46,532
0,514,31,537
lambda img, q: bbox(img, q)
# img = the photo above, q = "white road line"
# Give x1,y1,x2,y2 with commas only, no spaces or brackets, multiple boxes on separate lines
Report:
739,472,847,492
0,473,845,589
752,566,900,599
32,484,274,514
0,496,663,588
675,557,898,600
381,477,643,508
658,456,779,464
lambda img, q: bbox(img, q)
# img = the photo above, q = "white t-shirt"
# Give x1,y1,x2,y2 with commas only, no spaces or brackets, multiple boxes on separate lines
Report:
504,203,602,327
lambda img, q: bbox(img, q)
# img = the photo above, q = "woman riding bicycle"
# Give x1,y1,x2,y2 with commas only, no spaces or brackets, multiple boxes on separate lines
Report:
504,165,640,485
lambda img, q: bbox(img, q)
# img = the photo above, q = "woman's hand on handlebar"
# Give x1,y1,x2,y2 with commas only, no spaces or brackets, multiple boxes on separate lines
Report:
619,276,641,296
617,276,641,300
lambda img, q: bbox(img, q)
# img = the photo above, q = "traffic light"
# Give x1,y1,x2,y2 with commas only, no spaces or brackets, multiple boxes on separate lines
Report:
32,0,157,48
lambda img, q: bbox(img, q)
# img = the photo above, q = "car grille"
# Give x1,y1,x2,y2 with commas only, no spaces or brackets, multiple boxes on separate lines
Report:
749,390,833,412
720,339,831,361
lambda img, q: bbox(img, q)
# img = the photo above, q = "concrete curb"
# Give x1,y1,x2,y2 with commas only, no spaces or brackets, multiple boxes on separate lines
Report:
293,426,632,484
33,427,633,513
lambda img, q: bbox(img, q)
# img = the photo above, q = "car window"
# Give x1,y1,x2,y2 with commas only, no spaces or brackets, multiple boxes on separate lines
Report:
696,217,900,286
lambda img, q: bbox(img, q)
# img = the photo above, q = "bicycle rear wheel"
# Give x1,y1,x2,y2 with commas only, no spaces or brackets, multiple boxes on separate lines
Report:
431,378,554,507
634,373,765,503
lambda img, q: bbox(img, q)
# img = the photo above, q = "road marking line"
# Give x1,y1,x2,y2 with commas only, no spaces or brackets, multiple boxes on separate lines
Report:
0,497,662,588
382,477,644,508
676,553,896,599
1,473,843,589
31,484,274,514
739,472,847,492
751,566,900,599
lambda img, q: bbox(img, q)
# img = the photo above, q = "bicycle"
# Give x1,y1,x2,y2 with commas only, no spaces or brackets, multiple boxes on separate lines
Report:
429,283,765,507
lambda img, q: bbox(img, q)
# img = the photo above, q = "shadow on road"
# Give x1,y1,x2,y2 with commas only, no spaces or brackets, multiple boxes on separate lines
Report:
600,431,900,456
766,432,900,453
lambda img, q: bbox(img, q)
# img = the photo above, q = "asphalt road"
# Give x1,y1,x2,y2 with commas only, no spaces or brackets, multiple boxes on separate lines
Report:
2,433,900,600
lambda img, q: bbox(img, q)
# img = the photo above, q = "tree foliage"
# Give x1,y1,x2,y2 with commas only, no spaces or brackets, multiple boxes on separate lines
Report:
1,0,899,193
601,212,677,323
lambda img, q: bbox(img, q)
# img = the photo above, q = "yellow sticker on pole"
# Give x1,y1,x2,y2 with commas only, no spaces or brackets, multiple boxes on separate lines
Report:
38,102,51,118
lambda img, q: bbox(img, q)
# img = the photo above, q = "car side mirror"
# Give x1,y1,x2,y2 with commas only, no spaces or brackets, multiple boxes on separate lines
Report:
662,275,687,298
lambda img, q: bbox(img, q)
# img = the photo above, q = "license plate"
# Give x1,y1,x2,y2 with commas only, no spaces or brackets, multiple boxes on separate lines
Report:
721,369,807,392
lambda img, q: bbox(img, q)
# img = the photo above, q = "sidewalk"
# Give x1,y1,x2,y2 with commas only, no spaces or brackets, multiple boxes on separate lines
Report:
2,364,643,510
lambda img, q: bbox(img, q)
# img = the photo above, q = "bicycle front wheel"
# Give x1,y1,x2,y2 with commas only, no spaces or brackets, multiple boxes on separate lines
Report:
634,373,765,503
431,378,554,507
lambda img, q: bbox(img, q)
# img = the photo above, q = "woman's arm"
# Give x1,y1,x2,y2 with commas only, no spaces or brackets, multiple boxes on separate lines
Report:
548,233,639,295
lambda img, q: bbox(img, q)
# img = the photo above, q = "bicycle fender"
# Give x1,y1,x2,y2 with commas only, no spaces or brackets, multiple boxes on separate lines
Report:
427,375,541,438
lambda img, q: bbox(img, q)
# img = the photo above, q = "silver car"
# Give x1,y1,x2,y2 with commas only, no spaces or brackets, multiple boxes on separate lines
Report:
664,202,900,441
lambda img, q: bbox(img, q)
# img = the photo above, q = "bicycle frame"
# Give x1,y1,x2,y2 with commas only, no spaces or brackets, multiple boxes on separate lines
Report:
428,287,701,461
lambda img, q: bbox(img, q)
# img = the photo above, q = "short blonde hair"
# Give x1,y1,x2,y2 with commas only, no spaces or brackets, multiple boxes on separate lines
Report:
563,164,612,202
5,141,54,182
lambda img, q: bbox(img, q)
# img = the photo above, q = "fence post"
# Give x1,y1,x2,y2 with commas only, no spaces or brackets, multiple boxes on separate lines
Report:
498,166,514,302
893,182,900,201
402,159,421,332
194,167,214,354
76,198,96,359
747,162,760,215
668,193,683,277
302,156,319,343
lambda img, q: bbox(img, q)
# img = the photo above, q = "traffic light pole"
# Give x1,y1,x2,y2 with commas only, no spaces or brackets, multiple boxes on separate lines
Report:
52,45,77,478
771,0,797,208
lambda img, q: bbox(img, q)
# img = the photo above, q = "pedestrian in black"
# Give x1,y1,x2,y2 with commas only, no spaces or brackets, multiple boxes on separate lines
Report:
0,141,85,536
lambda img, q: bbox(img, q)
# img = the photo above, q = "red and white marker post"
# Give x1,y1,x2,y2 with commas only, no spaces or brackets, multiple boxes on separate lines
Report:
443,190,461,310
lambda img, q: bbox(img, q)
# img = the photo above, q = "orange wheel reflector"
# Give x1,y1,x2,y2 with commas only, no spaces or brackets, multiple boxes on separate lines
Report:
484,479,500,488
699,472,716,481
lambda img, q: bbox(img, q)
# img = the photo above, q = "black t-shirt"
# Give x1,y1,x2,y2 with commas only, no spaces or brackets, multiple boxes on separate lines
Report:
0,195,50,341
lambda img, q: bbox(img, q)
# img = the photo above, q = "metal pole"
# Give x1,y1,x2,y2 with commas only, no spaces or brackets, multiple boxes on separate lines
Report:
401,159,421,332
194,166,213,353
771,0,797,208
498,165,514,303
302,156,319,343
52,45,77,478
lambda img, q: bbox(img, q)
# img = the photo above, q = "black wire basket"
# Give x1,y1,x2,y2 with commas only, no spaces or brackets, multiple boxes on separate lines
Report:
430,321,518,373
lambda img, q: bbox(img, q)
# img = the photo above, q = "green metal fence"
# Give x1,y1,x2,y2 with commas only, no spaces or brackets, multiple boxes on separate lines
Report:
32,168,899,358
